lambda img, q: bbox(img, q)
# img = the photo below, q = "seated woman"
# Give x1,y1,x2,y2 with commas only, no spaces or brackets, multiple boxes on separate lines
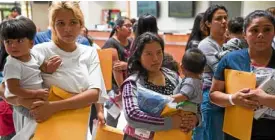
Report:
122,32,198,140
102,17,133,128
210,10,275,139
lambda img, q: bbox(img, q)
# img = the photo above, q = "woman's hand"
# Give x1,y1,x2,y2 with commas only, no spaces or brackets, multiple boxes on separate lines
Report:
17,97,42,109
232,88,259,109
97,111,106,125
243,88,271,107
113,61,127,71
30,100,56,123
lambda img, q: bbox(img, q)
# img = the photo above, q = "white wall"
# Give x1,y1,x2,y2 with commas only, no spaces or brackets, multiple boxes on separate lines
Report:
159,1,209,33
242,1,275,17
129,1,209,33
31,2,49,31
78,1,275,32
80,1,114,29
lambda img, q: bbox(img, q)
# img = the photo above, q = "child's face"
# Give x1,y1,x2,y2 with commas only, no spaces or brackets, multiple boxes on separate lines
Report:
245,17,275,52
54,9,82,44
140,41,163,73
4,38,33,60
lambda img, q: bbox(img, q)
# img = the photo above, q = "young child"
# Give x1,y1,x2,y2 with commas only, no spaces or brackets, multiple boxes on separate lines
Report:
0,17,60,136
216,16,248,59
172,48,206,114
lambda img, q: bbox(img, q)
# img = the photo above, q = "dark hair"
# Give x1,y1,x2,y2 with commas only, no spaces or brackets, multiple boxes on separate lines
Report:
130,18,137,24
0,42,8,71
202,5,228,33
133,22,138,36
162,53,179,74
186,13,206,50
0,17,36,71
266,7,275,16
0,17,37,41
128,32,164,75
11,6,21,15
182,48,206,74
244,10,275,33
228,16,244,34
136,14,158,37
109,17,130,38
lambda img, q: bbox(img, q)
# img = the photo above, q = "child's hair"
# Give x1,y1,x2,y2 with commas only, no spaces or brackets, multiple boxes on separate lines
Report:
244,10,275,33
0,17,36,71
128,32,164,75
182,48,206,74
228,17,244,34
162,53,179,74
0,17,36,41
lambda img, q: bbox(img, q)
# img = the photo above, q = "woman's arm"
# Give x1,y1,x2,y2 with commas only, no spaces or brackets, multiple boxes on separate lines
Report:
122,81,182,131
110,48,124,87
210,78,259,109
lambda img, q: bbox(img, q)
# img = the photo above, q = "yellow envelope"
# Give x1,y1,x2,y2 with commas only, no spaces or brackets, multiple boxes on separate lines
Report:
154,105,192,140
223,69,256,140
32,86,91,140
95,124,124,140
97,49,113,90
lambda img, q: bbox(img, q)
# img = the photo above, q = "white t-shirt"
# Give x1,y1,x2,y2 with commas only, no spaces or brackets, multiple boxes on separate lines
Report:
3,54,43,98
32,41,108,103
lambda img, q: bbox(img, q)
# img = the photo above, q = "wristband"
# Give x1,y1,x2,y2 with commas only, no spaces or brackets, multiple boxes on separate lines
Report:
228,94,235,105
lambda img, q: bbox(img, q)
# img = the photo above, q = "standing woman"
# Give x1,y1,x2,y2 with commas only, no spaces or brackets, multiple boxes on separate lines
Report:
102,17,132,127
210,10,275,140
122,32,198,140
194,5,228,140
0,1,108,139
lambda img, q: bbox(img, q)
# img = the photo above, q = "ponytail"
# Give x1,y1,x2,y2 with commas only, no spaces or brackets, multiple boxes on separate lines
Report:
109,26,116,38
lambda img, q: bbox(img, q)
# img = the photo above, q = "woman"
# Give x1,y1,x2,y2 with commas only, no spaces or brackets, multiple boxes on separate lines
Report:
210,10,275,140
194,5,228,140
185,13,208,50
0,1,107,139
130,14,158,54
122,32,198,140
102,17,132,127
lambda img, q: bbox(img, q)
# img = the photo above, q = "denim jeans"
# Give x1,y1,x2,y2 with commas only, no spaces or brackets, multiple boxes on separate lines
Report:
193,88,225,140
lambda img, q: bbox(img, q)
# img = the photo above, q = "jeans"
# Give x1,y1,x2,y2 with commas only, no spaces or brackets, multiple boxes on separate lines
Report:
193,88,225,140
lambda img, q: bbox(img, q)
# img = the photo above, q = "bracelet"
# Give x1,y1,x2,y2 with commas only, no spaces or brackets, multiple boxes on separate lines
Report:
228,94,235,105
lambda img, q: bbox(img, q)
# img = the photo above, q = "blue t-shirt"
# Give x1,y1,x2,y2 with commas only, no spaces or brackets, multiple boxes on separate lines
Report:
34,29,90,46
214,48,275,138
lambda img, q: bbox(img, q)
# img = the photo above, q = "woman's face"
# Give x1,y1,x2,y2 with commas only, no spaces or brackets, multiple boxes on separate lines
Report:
207,9,228,36
245,17,275,51
117,19,132,37
140,41,163,73
54,9,82,44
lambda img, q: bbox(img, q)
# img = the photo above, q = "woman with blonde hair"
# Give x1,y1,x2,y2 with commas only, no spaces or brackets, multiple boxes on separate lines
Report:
0,2,108,140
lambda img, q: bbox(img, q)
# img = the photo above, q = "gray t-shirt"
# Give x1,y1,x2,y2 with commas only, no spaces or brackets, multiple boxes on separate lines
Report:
198,36,222,89
173,77,203,113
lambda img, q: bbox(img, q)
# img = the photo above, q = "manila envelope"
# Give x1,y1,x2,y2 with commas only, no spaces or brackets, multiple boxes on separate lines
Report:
33,86,91,140
223,69,256,140
154,105,192,140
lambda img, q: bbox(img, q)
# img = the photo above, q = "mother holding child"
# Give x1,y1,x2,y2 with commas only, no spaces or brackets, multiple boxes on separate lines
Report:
0,1,107,140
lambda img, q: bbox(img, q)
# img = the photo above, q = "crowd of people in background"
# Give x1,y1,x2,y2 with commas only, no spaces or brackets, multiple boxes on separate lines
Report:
0,1,274,140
